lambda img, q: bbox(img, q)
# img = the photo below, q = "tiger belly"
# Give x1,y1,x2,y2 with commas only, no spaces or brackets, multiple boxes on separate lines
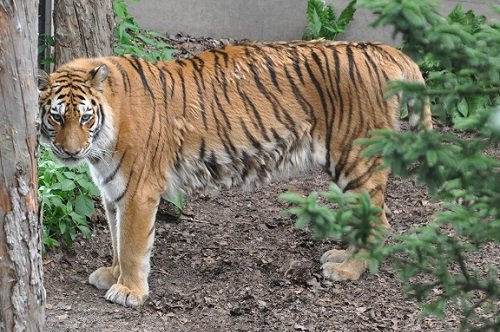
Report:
163,130,327,198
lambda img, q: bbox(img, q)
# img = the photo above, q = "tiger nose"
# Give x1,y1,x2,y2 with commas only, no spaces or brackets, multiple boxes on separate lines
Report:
62,146,82,156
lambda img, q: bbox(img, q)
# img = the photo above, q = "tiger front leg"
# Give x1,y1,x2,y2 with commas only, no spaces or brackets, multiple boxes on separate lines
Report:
89,199,120,290
104,193,159,307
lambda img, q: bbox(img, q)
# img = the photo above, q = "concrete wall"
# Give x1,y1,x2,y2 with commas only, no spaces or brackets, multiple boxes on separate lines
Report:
128,0,498,44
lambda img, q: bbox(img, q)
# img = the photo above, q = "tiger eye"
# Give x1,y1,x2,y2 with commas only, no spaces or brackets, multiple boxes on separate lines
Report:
51,114,62,122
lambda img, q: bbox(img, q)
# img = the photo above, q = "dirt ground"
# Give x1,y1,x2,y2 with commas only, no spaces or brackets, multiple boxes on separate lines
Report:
42,36,498,331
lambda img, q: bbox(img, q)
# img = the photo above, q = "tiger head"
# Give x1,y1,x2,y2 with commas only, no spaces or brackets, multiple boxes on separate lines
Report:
38,64,112,165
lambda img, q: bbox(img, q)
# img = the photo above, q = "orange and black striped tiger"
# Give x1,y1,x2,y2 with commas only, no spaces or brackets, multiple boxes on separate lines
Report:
38,40,431,307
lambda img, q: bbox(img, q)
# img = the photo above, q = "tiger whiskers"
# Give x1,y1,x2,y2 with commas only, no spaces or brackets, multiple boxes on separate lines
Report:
88,147,113,166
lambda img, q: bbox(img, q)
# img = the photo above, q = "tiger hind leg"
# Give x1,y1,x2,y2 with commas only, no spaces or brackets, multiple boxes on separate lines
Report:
321,154,390,281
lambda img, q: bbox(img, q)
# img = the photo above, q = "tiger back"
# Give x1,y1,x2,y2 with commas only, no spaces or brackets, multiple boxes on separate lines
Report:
38,40,431,307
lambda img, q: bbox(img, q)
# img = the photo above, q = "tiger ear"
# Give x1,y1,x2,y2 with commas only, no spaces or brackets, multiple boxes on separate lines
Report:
88,64,109,92
38,69,50,91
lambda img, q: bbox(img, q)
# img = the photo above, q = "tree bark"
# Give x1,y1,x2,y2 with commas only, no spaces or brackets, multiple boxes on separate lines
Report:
54,0,114,67
0,0,45,331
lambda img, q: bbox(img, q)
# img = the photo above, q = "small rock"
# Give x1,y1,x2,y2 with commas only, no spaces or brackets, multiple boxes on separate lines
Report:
306,277,321,289
294,323,307,331
204,296,216,307
257,300,267,310
56,314,68,321
356,306,368,314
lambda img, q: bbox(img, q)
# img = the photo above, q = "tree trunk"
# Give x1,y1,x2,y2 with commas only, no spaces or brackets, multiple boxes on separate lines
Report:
0,0,45,331
54,0,114,67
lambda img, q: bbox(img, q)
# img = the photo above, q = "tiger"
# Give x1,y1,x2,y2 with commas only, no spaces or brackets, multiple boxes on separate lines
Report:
38,40,432,307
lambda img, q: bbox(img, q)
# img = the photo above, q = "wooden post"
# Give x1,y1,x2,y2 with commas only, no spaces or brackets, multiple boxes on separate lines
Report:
54,0,114,67
0,0,45,331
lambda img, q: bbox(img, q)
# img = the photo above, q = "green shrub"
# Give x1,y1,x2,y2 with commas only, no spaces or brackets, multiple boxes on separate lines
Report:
303,0,357,40
114,0,176,61
38,147,100,249
285,1,500,330
416,5,492,123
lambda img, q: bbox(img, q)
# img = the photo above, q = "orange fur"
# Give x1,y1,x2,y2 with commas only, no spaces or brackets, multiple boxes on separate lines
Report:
39,40,431,307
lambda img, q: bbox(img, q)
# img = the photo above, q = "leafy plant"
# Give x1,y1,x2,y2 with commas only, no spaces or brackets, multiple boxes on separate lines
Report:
303,0,357,40
38,147,100,249
114,0,176,61
38,33,55,68
414,5,492,123
286,1,500,330
447,4,486,34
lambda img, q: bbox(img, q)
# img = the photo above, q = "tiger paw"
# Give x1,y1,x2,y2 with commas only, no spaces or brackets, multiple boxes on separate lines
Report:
320,248,367,280
321,262,359,281
89,267,117,290
105,283,147,307
320,249,350,264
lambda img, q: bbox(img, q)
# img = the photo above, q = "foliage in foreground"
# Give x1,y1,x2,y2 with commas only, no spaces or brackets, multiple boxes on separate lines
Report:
303,0,357,40
284,1,500,330
282,184,386,272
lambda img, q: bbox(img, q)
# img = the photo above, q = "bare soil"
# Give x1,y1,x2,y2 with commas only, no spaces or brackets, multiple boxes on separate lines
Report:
43,36,498,331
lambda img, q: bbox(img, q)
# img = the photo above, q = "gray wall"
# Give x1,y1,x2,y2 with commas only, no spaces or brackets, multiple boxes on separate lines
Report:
129,0,498,44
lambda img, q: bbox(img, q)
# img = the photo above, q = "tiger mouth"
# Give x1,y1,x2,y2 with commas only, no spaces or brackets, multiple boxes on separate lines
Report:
51,151,87,165
48,143,92,164
57,155,84,165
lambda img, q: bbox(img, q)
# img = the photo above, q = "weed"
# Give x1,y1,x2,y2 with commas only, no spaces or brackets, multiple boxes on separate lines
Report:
114,0,176,61
303,0,357,40
38,147,100,249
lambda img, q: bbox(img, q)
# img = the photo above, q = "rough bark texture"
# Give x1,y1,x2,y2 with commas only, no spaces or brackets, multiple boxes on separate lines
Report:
54,0,114,67
0,0,45,331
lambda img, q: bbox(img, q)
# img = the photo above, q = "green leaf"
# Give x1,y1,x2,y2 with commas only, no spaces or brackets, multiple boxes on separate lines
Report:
75,195,95,218
426,150,438,166
58,221,67,235
77,225,92,238
43,236,60,249
114,0,128,18
311,8,323,37
456,98,469,117
295,214,311,229
164,193,185,215
69,212,85,224
280,192,307,205
56,179,75,192
48,195,64,209
336,0,357,28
